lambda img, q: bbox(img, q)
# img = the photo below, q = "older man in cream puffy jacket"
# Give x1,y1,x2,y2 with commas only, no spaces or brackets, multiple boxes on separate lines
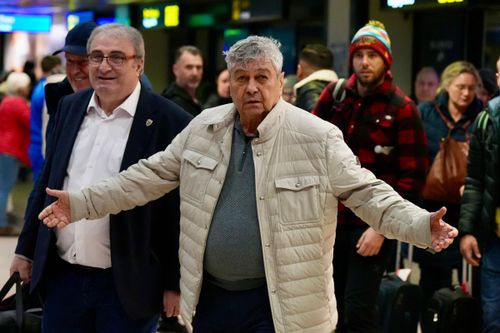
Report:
39,36,457,333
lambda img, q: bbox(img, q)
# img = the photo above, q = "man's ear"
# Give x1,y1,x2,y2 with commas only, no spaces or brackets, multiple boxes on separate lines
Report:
297,63,303,81
136,58,145,76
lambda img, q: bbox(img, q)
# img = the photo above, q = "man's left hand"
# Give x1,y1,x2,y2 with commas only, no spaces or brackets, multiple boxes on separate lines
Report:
430,207,458,252
163,290,180,317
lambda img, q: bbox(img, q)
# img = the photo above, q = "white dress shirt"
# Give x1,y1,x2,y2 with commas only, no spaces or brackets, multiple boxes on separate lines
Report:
55,82,141,268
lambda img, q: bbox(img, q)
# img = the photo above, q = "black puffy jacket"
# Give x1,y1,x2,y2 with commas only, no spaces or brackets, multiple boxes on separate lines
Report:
295,79,331,112
294,69,338,112
459,96,500,242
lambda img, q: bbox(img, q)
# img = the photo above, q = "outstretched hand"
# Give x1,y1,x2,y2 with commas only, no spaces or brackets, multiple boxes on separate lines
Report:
429,207,458,252
38,188,71,228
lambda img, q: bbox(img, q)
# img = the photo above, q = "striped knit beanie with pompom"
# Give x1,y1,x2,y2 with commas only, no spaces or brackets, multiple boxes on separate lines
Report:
349,20,393,68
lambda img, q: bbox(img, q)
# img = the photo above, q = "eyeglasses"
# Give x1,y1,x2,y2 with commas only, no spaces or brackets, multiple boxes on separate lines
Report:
88,51,138,66
66,58,89,68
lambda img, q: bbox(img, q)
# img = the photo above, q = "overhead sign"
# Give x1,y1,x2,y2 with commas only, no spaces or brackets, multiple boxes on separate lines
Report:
0,13,51,33
141,4,179,29
382,0,466,9
67,11,94,30
232,0,282,22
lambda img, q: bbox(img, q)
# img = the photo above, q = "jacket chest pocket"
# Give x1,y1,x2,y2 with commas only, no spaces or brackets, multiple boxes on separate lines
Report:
181,150,219,202
275,175,320,224
360,113,396,147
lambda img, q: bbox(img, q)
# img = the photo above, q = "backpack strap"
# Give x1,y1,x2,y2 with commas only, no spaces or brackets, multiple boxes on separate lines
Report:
476,111,490,132
478,96,500,133
331,78,347,103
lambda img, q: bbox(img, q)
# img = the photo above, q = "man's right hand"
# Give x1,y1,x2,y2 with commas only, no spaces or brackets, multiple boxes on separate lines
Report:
39,188,71,228
460,234,482,267
10,256,33,283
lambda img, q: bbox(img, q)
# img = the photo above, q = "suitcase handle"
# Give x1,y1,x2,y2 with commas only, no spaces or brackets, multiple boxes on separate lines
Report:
395,240,413,271
461,258,473,294
0,272,20,301
0,272,25,332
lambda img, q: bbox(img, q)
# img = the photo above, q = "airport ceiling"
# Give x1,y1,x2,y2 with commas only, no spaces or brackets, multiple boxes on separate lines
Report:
0,0,222,14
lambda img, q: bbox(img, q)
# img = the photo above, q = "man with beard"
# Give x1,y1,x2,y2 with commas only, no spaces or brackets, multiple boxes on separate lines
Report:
162,46,203,117
313,20,428,333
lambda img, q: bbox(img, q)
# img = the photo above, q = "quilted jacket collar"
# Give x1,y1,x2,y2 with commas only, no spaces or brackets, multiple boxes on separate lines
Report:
199,98,288,142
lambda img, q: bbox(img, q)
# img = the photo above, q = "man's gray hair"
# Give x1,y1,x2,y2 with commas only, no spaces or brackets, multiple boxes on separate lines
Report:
87,23,145,60
225,36,283,74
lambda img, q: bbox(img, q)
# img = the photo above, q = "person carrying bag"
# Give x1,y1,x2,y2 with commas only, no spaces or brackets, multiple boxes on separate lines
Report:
422,103,472,204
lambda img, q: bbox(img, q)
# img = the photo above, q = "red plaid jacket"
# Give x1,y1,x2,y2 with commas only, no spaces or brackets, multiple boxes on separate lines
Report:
313,73,429,228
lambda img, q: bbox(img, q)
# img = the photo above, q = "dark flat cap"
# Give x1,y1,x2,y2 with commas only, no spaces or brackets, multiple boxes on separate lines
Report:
53,21,97,56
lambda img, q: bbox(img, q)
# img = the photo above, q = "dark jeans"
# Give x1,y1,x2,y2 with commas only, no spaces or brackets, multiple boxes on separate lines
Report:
43,259,158,333
192,280,275,333
334,227,392,333
481,237,500,333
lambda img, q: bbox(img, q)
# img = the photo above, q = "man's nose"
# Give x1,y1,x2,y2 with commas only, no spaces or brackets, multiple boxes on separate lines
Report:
246,79,258,93
98,59,113,70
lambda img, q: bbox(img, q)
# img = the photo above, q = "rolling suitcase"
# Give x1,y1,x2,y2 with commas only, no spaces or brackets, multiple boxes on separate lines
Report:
378,241,421,333
422,259,481,333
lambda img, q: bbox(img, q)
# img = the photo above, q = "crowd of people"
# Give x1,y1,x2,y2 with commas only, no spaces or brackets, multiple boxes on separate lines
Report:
0,17,498,333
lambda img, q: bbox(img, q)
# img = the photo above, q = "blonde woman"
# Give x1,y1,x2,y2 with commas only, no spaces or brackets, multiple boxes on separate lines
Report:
417,61,483,320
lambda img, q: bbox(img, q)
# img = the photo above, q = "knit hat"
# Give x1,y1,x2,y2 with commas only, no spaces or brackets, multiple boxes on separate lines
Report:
349,20,392,68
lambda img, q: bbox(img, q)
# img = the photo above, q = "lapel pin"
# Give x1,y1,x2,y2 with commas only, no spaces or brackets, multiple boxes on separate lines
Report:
146,119,153,127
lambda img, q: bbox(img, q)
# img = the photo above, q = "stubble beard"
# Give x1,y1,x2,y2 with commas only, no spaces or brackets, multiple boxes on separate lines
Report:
357,70,385,91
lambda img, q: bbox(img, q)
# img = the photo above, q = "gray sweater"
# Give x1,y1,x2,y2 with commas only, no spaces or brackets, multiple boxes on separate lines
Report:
203,116,265,290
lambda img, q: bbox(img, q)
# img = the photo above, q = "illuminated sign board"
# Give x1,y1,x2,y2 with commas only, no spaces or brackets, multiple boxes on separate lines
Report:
223,28,249,52
232,0,282,21
67,11,94,30
382,0,467,9
165,5,179,27
142,6,161,28
141,4,179,29
0,14,51,33
96,17,116,25
115,5,130,26
188,14,214,27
